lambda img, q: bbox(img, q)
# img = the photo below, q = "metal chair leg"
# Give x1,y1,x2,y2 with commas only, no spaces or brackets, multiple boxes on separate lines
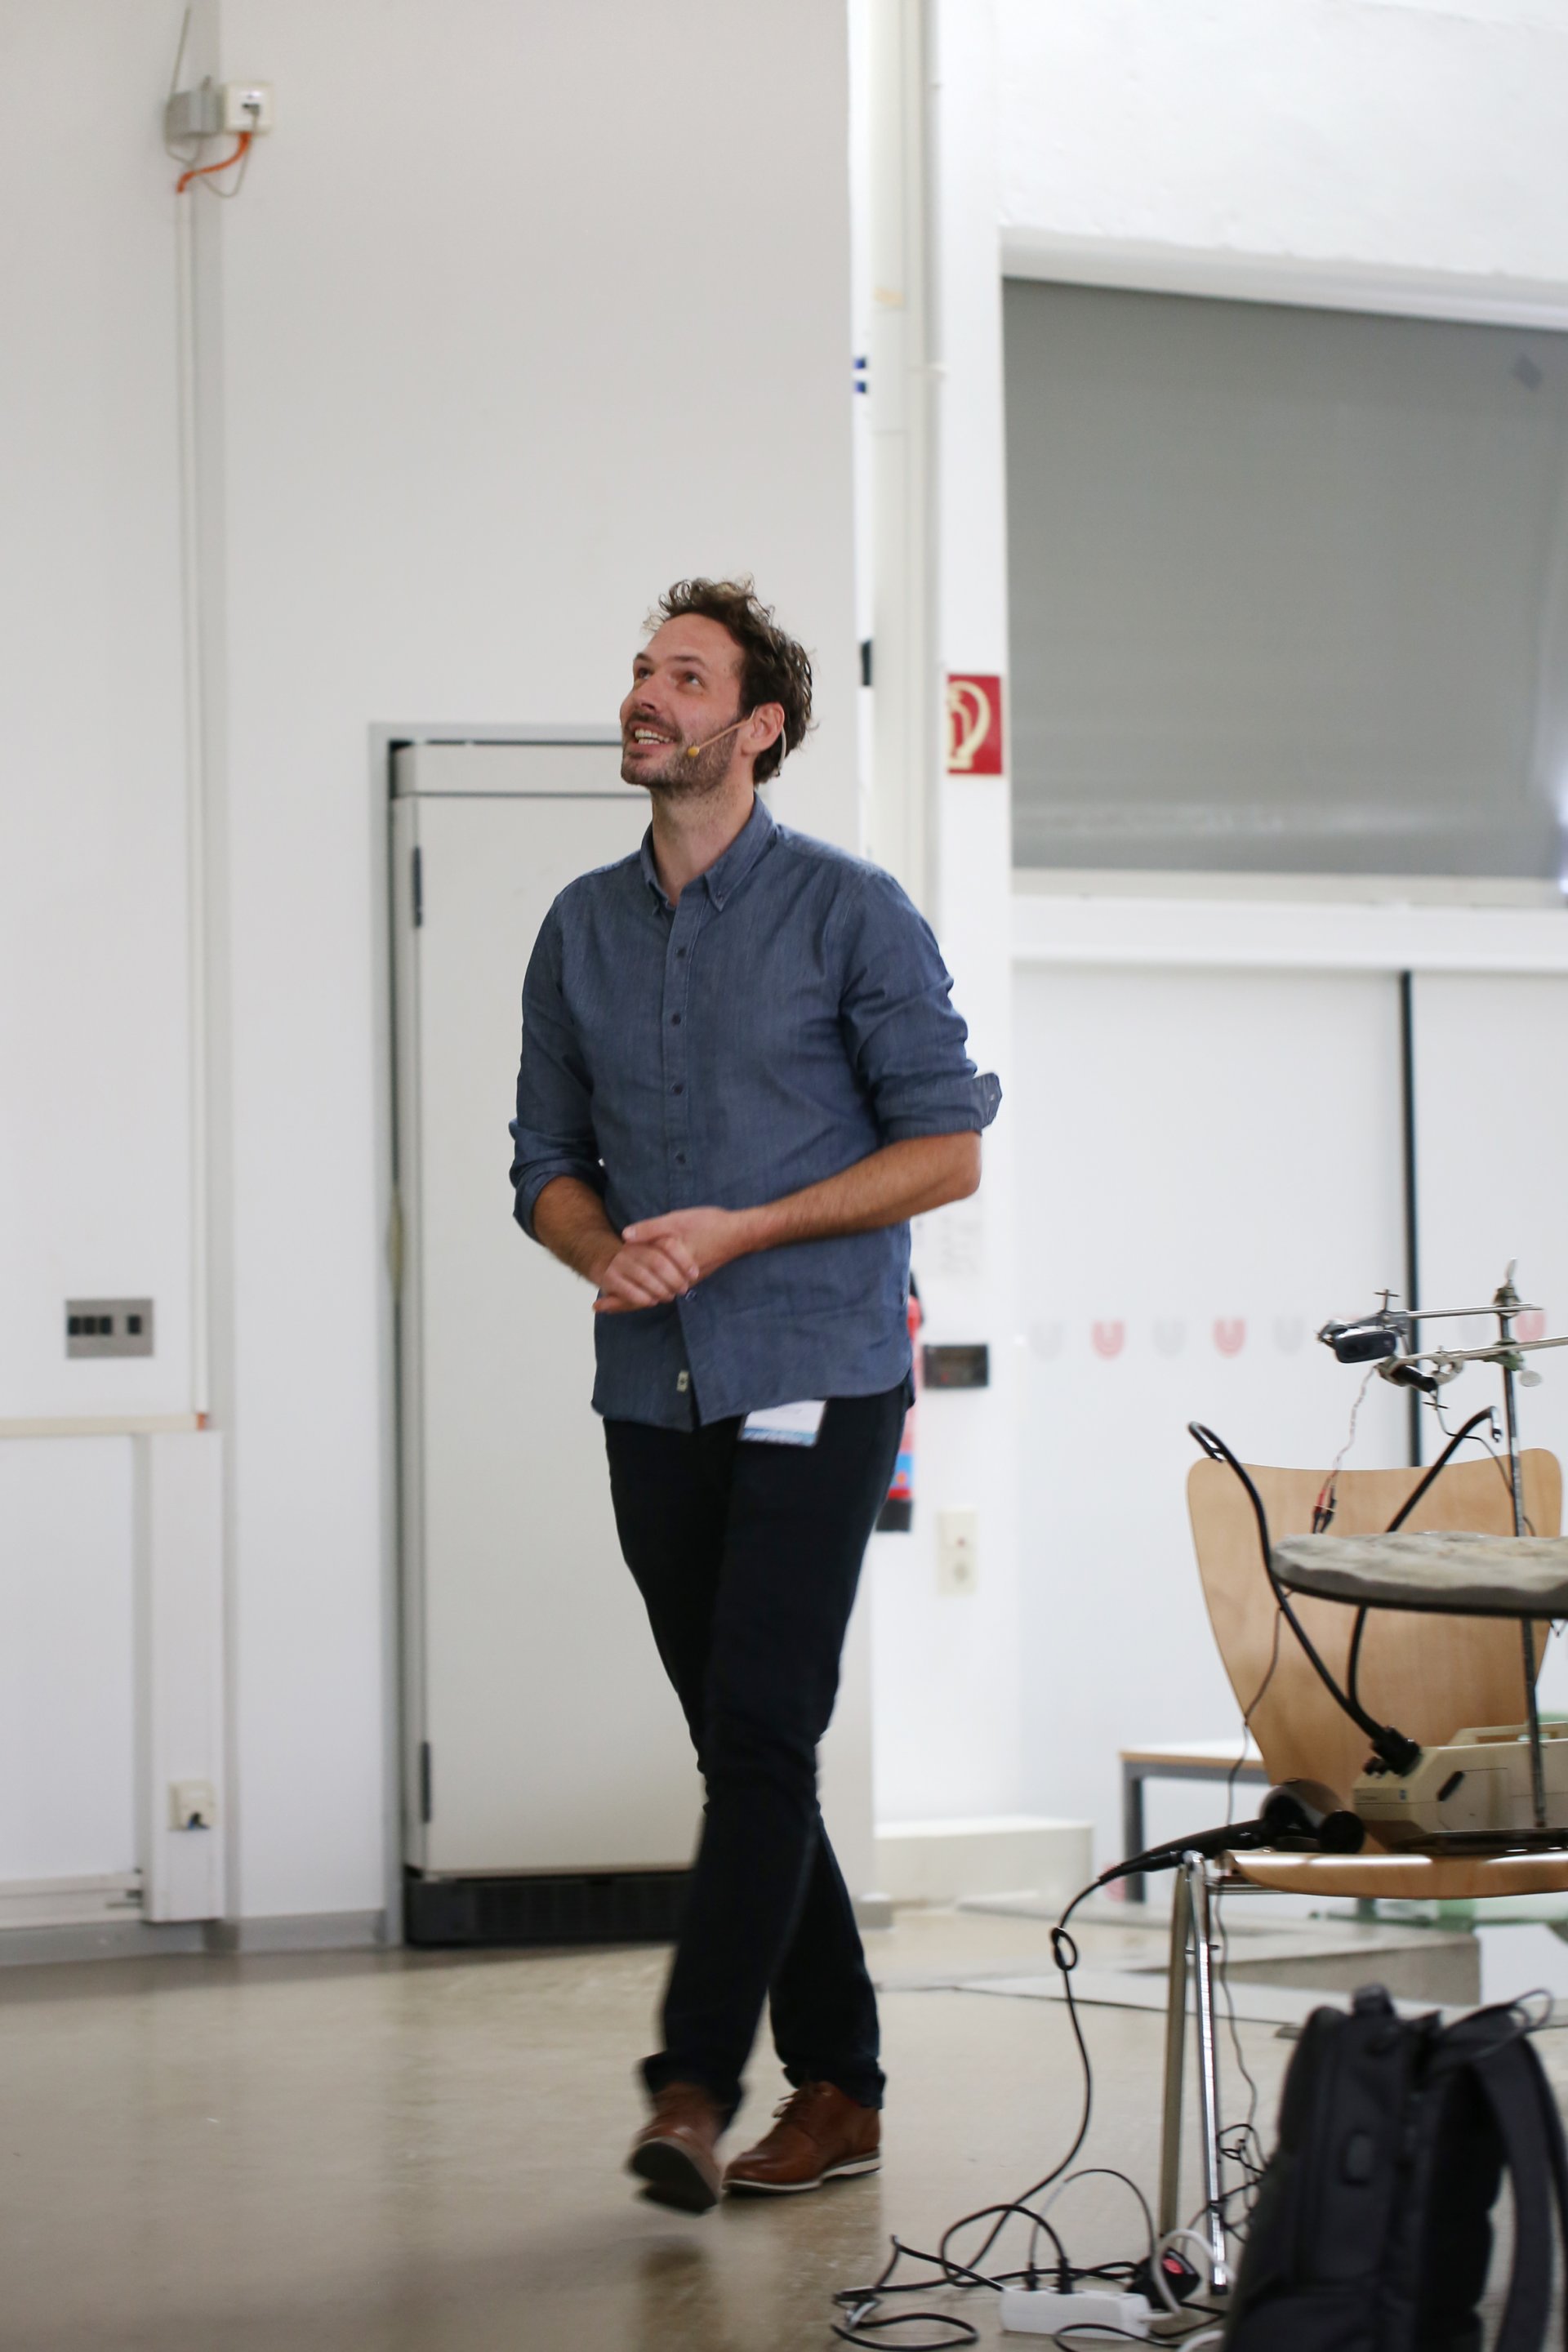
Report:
1187,1856,1232,2296
1157,1865,1191,2234
1158,1857,1232,2297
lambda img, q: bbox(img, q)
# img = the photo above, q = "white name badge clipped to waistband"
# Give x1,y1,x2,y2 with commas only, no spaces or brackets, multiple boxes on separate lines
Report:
740,1399,826,1447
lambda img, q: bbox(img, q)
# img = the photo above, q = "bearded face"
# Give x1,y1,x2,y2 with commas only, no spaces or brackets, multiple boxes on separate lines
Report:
619,710,743,799
619,614,755,801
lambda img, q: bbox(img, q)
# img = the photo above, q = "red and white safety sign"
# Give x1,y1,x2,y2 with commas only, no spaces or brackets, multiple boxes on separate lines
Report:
945,674,1004,774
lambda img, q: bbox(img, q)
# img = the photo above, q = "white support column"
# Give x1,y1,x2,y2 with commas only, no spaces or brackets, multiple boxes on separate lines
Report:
923,0,1022,1820
865,0,938,911
170,0,241,1923
862,0,1024,1827
134,1432,226,1922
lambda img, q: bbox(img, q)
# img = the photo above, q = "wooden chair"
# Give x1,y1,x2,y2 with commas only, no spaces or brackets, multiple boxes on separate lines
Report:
1162,1444,1566,2287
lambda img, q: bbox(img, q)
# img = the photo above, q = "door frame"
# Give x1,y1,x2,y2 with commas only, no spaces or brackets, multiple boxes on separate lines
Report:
368,724,621,1944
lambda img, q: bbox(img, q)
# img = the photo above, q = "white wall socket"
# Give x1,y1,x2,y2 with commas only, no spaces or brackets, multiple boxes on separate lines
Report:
936,1508,979,1596
170,1780,217,1831
222,82,274,132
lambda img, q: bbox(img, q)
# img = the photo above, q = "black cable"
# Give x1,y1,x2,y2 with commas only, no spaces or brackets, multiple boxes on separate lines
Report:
1188,1423,1419,1772
1345,1604,1371,1721
831,2243,979,2349
1348,1409,1508,1715
1227,1606,1282,1824
831,1868,1244,2348
1476,1433,1537,1535
1383,1409,1499,1532
1213,1887,1259,2143
829,1883,1108,2344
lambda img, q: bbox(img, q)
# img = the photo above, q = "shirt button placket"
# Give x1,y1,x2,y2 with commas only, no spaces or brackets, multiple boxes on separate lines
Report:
665,906,697,1207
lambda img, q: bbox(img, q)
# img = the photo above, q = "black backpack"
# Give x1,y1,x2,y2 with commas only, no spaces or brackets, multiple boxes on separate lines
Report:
1225,1984,1568,2350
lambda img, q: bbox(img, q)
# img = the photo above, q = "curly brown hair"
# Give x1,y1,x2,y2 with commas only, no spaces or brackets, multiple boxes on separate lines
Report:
650,577,813,785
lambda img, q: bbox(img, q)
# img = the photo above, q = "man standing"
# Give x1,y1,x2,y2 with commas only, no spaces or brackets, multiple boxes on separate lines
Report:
510,579,1000,2212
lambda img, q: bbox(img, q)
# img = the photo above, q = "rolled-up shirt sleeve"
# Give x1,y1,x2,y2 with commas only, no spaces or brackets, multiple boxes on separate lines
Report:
837,867,1002,1142
509,899,605,1239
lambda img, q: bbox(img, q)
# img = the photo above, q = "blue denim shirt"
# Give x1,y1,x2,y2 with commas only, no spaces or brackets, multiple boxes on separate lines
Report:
509,795,1000,1428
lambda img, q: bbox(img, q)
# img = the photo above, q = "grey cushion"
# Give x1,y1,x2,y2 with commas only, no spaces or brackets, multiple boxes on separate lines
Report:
1272,1531,1568,1617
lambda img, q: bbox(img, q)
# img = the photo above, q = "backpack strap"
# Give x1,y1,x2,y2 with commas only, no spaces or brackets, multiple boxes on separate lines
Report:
1468,2029,1568,2352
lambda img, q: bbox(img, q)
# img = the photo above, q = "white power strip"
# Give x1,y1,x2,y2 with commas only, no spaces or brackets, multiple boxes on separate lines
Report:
999,2286,1153,2337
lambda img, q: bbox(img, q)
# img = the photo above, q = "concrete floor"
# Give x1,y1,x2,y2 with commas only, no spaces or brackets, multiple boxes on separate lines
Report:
0,1905,1546,2350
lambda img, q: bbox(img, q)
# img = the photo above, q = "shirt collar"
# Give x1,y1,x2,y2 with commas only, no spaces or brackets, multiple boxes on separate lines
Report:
639,792,777,912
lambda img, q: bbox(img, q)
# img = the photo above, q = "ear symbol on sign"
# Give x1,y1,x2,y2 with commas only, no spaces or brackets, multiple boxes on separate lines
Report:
946,679,992,772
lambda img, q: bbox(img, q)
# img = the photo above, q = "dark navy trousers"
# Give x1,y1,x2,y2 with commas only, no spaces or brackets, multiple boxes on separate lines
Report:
604,1383,906,2120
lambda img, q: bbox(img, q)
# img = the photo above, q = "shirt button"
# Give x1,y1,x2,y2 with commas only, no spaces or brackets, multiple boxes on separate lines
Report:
675,1152,687,1165
670,1013,681,1026
671,1083,684,1095
676,948,688,960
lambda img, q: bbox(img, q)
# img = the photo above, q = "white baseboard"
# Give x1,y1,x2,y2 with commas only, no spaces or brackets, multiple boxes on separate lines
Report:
875,1815,1094,1909
0,1872,144,1931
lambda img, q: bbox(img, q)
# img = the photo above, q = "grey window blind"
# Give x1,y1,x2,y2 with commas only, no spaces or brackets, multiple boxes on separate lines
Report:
1004,279,1568,878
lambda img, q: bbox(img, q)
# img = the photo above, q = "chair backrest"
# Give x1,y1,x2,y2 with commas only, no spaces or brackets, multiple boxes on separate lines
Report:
1187,1448,1563,1802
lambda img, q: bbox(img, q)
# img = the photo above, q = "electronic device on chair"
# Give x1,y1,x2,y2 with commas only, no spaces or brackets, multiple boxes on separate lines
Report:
1356,1717,1568,1848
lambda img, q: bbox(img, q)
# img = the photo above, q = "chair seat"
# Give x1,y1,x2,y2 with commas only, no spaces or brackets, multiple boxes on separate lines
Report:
1228,1847,1568,1900
1272,1530,1568,1616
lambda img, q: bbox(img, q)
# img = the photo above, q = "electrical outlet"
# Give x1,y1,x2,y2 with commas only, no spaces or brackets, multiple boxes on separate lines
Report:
221,81,274,131
65,1299,154,1358
170,1780,216,1832
937,1508,978,1596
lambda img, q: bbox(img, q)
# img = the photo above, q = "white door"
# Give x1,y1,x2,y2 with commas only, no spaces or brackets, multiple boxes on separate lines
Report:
393,742,702,1873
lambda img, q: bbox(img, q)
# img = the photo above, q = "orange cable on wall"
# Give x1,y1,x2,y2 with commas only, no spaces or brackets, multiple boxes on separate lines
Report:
176,131,252,194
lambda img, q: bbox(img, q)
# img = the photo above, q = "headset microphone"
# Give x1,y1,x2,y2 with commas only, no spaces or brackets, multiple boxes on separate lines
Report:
684,713,754,759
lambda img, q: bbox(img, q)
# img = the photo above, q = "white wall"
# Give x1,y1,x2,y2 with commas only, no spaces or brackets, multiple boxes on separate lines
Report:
0,3,194,1423
1414,974,1568,1712
878,0,1568,1861
4,0,858,1924
1010,953,1410,1861
0,1442,136,1880
1007,912,1568,1867
998,0,1568,296
215,0,856,1920
0,2,200,1921
15,0,1568,1921
860,0,1568,1833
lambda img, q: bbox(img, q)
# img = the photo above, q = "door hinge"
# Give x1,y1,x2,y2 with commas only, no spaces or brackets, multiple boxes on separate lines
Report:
419,1740,433,1824
412,844,423,928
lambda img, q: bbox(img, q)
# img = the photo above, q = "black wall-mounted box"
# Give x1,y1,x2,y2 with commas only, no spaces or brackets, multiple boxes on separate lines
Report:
922,1343,990,1389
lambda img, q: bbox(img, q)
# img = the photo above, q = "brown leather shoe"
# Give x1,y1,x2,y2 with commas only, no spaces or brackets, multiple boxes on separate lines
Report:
627,2082,725,2212
723,2080,880,2194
